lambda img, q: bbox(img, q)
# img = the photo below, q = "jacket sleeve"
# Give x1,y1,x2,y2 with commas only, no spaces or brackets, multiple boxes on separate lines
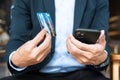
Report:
5,0,32,76
6,0,53,77
89,0,110,70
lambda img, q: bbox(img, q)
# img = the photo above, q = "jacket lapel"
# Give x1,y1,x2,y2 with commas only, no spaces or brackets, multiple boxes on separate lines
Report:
43,0,55,27
73,0,87,30
43,0,87,31
43,0,56,53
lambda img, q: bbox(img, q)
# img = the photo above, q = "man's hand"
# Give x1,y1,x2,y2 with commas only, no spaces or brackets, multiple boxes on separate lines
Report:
66,30,107,65
11,29,51,68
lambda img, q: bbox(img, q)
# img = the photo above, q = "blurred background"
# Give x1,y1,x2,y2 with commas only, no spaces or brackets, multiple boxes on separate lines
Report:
0,0,120,79
0,0,12,78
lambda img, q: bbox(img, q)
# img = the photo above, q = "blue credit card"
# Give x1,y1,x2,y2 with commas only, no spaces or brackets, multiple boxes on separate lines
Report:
37,12,56,37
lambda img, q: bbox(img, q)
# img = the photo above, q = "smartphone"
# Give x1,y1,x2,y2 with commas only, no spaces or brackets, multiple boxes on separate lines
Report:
73,28,100,44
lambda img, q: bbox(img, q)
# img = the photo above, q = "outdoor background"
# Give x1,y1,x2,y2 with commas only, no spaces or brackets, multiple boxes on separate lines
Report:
0,0,120,79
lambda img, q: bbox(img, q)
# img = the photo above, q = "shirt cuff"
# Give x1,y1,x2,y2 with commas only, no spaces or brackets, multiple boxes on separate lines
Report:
9,51,27,71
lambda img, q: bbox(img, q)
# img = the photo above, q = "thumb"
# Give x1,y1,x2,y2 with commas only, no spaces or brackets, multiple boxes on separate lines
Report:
97,30,106,47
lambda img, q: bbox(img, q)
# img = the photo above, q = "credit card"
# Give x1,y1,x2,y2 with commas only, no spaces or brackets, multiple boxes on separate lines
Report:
37,12,56,37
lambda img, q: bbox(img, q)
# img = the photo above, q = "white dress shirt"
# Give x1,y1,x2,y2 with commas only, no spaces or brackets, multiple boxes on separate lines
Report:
40,0,85,73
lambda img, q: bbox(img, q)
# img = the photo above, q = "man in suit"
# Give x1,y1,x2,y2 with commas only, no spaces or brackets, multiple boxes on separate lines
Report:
5,0,110,80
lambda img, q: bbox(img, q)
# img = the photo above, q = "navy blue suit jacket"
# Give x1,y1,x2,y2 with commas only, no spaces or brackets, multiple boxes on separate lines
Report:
6,0,110,76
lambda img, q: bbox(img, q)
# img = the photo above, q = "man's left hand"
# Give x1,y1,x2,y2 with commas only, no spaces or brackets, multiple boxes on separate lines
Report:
66,30,107,65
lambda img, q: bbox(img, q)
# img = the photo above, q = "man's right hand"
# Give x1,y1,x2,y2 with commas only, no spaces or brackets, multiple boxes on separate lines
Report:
11,28,51,68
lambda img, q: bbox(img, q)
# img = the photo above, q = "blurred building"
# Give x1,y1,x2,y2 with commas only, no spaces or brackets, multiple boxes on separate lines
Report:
0,0,12,32
0,0,12,78
109,0,120,53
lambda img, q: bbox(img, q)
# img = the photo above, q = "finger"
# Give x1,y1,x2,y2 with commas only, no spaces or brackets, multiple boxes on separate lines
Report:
73,49,96,65
66,36,78,54
28,46,50,65
67,37,88,60
35,33,51,54
32,28,47,46
36,45,51,62
69,35,93,52
30,33,51,61
67,37,95,65
66,37,84,63
66,37,72,53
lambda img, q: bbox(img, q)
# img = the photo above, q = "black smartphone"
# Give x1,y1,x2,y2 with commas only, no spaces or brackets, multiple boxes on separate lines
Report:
73,28,100,44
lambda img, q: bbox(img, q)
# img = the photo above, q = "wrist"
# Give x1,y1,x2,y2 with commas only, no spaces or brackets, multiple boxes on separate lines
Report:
100,50,108,64
11,51,25,68
9,51,27,71
94,50,109,68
